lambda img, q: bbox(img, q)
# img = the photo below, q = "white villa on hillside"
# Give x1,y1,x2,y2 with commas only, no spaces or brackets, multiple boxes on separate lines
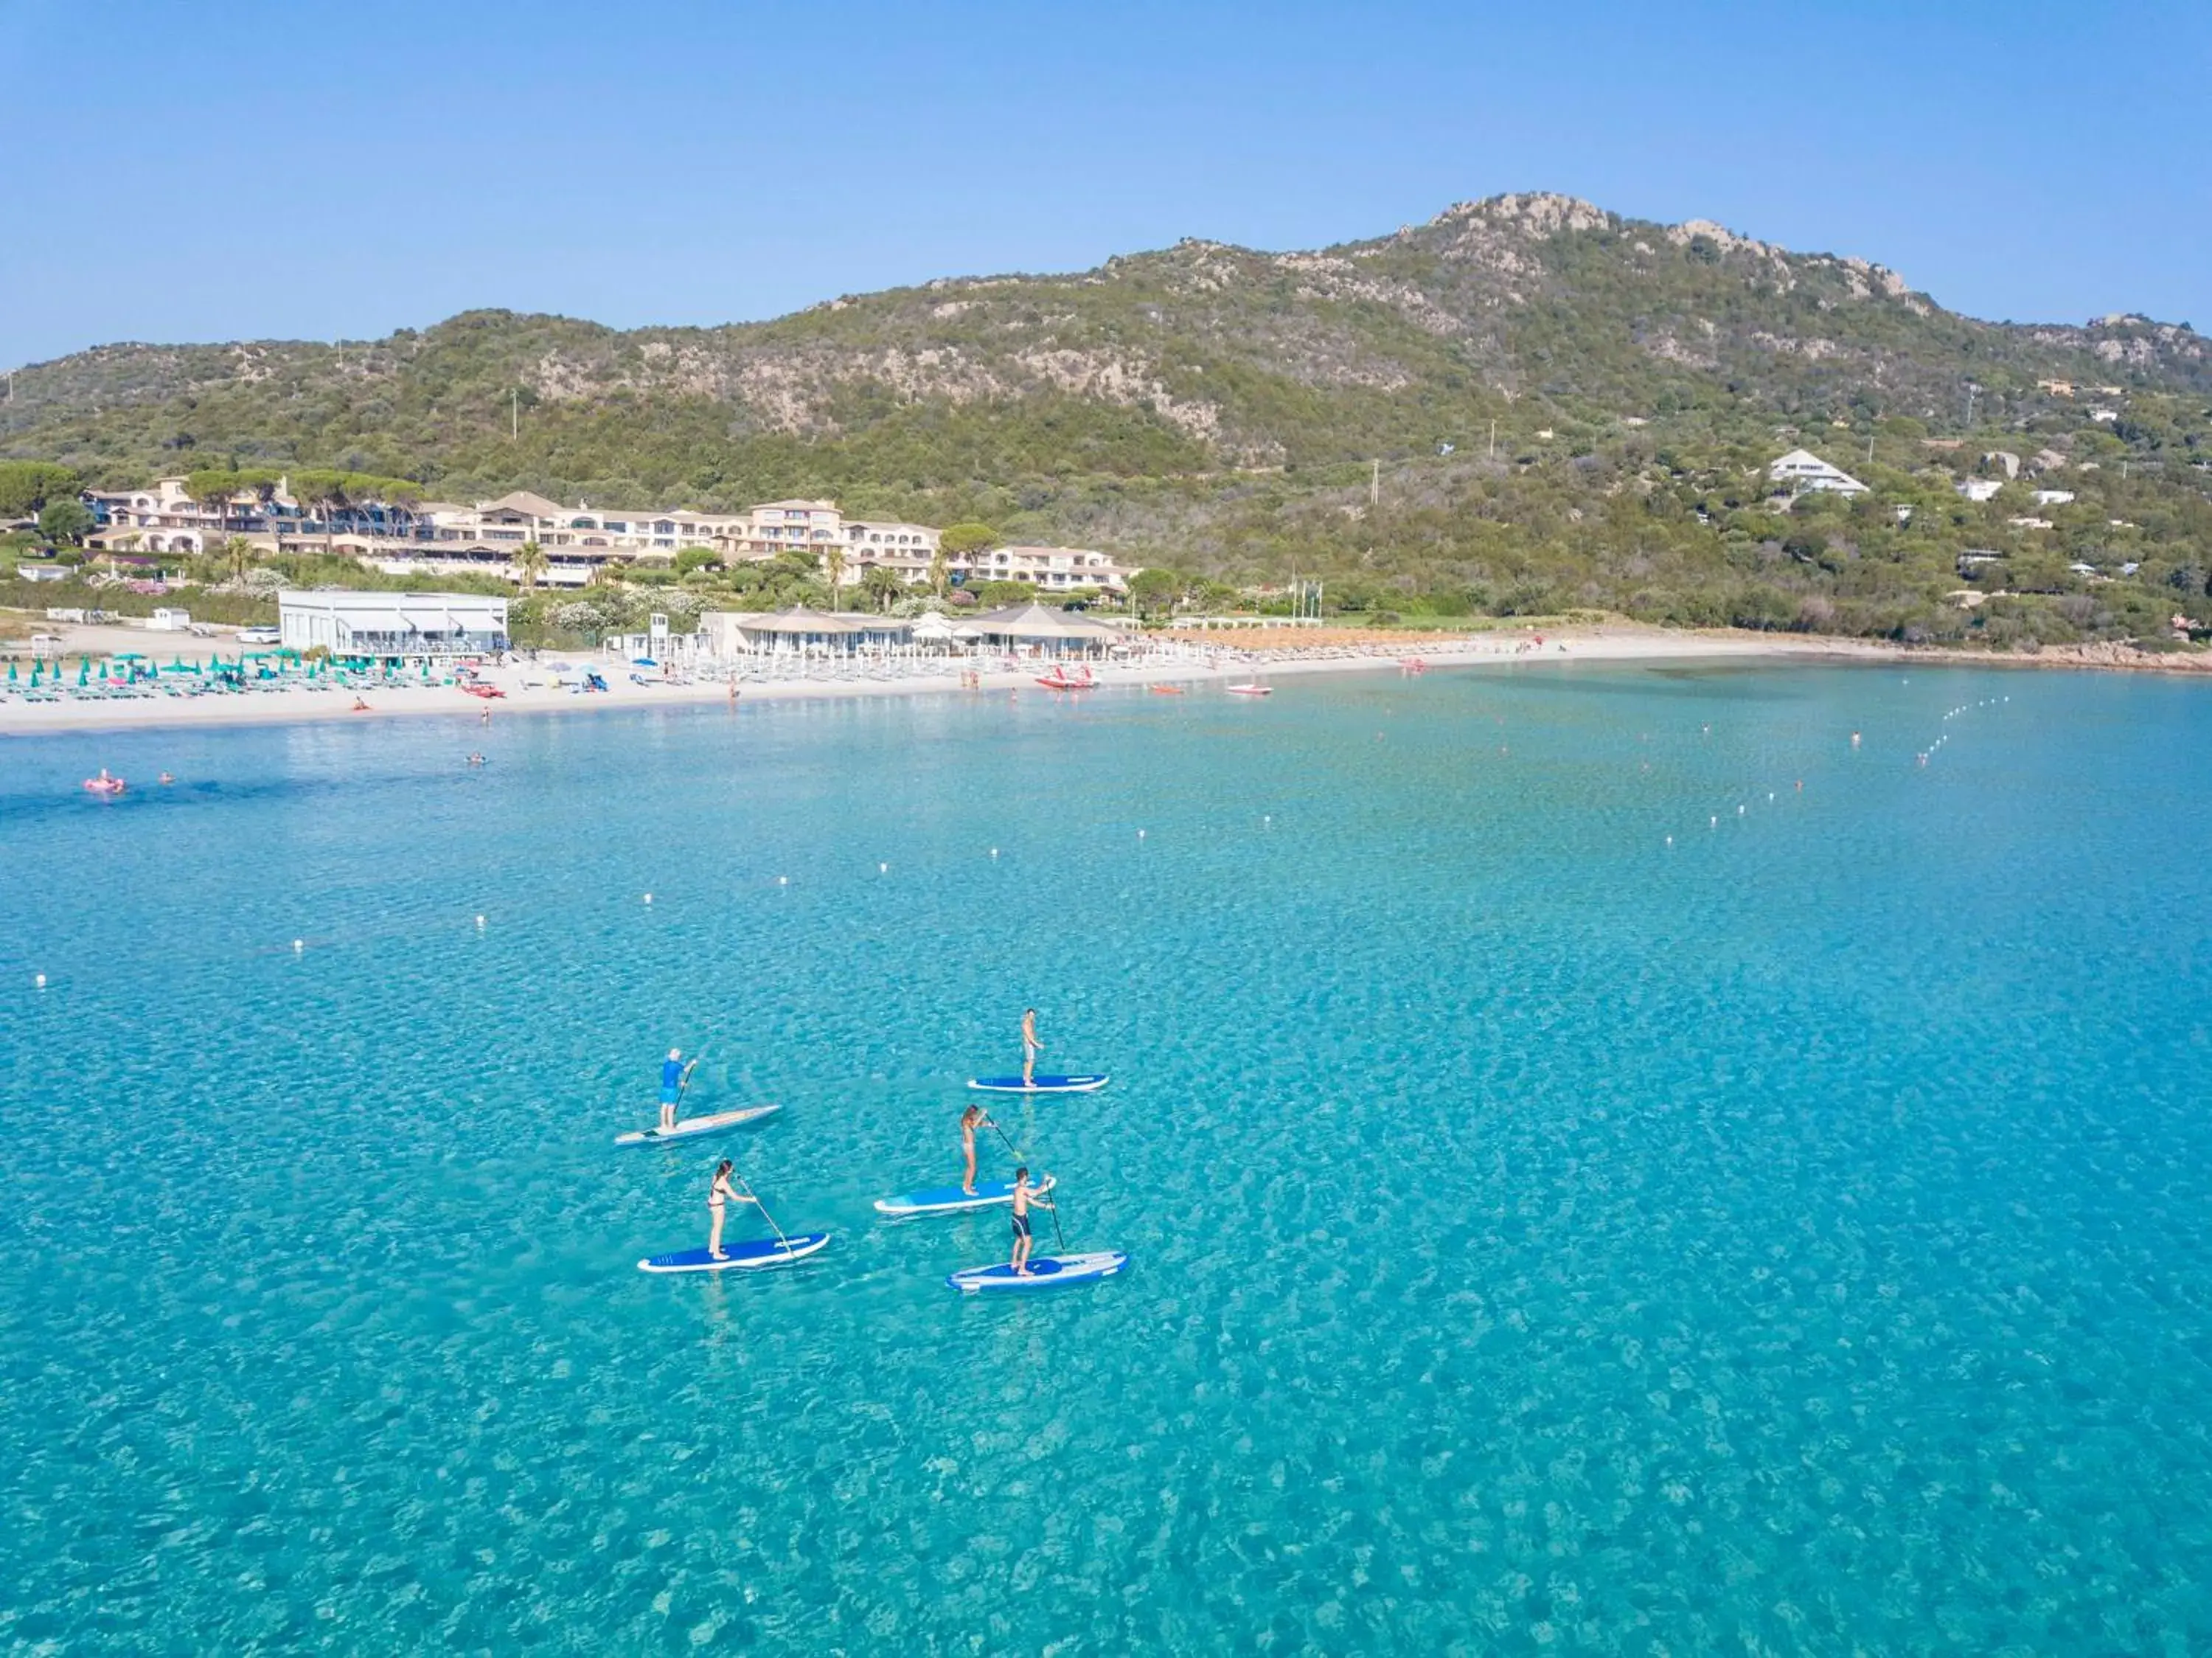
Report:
1767,448,1868,497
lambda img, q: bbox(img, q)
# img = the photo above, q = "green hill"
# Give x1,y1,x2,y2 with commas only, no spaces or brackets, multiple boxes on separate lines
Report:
7,192,2211,644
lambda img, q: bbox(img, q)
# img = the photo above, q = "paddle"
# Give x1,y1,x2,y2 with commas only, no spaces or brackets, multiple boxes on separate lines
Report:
979,1110,1068,1255
675,1055,703,1114
730,1170,793,1254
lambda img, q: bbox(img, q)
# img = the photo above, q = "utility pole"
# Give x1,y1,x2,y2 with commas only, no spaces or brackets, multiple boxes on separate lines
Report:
1964,382,1978,429
512,388,519,442
1370,459,1380,507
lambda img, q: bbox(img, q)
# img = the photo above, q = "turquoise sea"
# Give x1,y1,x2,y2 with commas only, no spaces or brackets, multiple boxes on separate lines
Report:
3,662,2210,1654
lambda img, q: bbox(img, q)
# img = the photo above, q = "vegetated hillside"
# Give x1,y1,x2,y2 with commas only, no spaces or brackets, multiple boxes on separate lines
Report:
7,192,2211,645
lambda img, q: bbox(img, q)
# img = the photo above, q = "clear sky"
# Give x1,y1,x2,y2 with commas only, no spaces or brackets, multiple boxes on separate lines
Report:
4,0,2206,368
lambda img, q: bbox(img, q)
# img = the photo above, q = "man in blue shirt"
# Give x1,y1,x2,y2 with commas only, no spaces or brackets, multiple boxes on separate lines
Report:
660,1048,689,1131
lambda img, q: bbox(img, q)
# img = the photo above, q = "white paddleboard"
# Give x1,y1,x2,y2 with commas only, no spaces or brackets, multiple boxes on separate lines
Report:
947,1251,1128,1293
615,1103,782,1146
637,1232,830,1273
966,1075,1110,1095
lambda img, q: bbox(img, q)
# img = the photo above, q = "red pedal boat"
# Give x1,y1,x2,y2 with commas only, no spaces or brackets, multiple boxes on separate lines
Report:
1034,665,1096,690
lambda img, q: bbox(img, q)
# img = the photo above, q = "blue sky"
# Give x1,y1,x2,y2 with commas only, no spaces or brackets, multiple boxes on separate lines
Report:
3,0,2206,367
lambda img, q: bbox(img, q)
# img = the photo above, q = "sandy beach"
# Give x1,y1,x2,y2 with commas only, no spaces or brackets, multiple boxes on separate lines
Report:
0,626,1887,739
2,622,2202,740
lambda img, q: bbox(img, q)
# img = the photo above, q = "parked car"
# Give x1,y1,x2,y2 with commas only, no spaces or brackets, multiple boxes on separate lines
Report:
236,625,280,645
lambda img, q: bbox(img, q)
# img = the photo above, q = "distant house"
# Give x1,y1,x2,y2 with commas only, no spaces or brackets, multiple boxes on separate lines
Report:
2032,490,2076,507
1958,479,2005,503
2037,378,2076,398
2090,409,2119,423
2008,516,2055,530
1767,448,1868,496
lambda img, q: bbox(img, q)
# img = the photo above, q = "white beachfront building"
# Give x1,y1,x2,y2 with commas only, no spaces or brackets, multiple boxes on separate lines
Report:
277,590,509,659
970,544,1133,594
1767,449,1868,497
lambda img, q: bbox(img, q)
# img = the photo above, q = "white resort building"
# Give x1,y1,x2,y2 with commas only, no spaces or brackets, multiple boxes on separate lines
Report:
85,477,1136,596
277,591,510,659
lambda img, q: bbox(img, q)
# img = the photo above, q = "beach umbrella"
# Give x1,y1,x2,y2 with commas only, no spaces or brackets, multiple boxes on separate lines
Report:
7,661,15,683
78,658,91,687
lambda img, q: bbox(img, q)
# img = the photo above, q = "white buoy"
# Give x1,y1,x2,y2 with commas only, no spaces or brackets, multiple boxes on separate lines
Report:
778,875,788,886
476,915,486,929
1767,792,1775,802
35,973,46,988
1738,804,1746,816
1710,816,1718,828
1138,829,1147,840
1665,836,1673,847
644,892,653,904
990,847,999,859
879,862,888,874
293,939,305,952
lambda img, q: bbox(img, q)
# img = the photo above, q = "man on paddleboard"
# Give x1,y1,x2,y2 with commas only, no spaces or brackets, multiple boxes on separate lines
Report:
1020,1008,1043,1087
660,1049,686,1132
960,1103,997,1195
1010,1167,1054,1276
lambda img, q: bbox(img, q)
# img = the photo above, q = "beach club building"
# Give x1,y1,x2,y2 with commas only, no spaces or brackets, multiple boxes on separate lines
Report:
278,591,509,660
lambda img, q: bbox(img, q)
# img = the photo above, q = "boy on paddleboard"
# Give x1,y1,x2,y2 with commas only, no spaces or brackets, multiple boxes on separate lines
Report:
1010,1167,1054,1276
960,1103,997,1196
1020,1008,1043,1087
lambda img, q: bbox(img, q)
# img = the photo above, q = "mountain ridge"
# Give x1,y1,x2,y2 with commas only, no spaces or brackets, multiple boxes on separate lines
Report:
6,190,2210,653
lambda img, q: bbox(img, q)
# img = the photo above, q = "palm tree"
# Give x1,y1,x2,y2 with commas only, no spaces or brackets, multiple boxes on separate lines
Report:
223,535,254,585
515,539,549,594
928,546,950,600
862,565,905,613
821,545,849,609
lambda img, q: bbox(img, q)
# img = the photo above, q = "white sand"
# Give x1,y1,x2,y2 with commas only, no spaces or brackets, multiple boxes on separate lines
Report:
0,627,1907,739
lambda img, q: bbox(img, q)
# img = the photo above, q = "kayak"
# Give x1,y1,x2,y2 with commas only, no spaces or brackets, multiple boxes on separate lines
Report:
967,1075,1110,1095
874,1175,1054,1217
947,1251,1128,1293
637,1232,830,1273
614,1102,782,1147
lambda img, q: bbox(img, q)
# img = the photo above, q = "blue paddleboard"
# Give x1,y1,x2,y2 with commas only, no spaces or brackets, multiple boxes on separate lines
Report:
637,1232,830,1274
874,1175,1054,1217
966,1075,1110,1095
947,1251,1128,1293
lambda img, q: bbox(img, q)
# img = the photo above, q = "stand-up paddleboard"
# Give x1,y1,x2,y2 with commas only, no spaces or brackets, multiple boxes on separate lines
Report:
967,1075,1110,1095
614,1102,782,1147
637,1232,830,1274
874,1175,1054,1217
947,1251,1127,1293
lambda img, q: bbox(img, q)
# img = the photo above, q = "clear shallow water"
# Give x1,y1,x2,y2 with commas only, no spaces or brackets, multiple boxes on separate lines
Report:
1,663,2209,1654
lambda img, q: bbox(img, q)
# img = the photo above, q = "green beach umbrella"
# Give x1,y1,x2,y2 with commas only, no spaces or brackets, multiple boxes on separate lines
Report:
78,658,91,686
7,660,15,683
